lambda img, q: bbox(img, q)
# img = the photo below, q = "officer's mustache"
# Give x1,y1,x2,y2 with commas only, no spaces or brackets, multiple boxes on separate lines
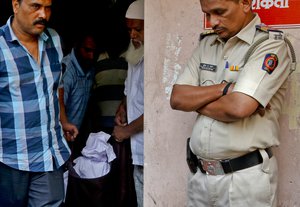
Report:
212,26,224,32
33,18,48,26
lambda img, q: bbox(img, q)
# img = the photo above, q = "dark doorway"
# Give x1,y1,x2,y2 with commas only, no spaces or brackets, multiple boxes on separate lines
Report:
0,1,12,25
0,0,133,55
0,1,137,207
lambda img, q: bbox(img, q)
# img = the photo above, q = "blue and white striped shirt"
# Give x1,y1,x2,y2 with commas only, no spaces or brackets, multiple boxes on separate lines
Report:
0,17,70,172
62,49,94,129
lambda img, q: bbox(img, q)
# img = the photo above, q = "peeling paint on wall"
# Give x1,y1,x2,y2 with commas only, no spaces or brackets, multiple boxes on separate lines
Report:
282,72,300,130
281,34,300,130
163,33,183,99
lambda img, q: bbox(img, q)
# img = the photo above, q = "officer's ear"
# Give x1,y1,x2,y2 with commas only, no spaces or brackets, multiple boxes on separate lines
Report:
240,0,252,12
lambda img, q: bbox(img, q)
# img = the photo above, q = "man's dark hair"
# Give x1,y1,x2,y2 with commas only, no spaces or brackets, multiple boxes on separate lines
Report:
74,32,97,49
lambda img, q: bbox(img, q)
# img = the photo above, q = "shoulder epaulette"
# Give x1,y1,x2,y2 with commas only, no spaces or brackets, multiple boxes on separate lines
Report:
255,24,271,33
256,24,283,33
256,24,284,40
199,30,217,41
244,24,296,74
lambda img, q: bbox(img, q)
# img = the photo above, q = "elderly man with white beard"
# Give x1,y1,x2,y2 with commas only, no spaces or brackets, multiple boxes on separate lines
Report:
112,0,144,206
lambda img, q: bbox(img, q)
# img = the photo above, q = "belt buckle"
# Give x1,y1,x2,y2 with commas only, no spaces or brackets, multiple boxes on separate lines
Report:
200,160,225,175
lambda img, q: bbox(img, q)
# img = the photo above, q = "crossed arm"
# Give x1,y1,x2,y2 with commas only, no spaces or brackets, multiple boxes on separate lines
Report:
170,83,260,123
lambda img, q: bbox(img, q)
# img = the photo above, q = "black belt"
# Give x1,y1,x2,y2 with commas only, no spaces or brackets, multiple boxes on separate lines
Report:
198,148,273,175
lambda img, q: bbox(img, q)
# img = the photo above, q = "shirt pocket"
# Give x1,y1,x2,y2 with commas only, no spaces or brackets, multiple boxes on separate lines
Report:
223,67,243,82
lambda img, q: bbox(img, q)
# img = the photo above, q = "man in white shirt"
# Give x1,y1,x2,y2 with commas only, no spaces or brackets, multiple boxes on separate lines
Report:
113,1,144,206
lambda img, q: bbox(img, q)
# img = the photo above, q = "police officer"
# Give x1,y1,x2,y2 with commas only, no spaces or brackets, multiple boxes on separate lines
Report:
170,0,295,206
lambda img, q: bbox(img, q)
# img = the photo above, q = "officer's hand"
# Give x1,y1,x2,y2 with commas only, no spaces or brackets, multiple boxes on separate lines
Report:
255,103,271,117
226,82,235,95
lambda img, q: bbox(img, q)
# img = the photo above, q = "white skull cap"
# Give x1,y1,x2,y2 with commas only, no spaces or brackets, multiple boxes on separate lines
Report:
125,0,144,20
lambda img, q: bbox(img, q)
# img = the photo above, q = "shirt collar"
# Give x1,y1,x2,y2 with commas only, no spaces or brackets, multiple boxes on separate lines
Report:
235,13,261,45
5,16,49,43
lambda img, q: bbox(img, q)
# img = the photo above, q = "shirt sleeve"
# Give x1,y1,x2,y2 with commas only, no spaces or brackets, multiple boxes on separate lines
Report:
62,68,74,105
124,76,128,96
233,38,291,107
175,46,202,86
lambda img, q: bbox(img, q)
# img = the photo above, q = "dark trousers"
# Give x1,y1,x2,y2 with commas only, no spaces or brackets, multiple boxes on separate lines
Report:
109,137,137,207
93,127,137,207
0,162,64,207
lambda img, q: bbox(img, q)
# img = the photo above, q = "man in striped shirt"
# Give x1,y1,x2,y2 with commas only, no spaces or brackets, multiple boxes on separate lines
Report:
0,0,78,206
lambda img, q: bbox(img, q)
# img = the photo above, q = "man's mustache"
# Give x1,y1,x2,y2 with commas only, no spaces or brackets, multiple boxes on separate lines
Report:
131,39,143,47
33,19,48,26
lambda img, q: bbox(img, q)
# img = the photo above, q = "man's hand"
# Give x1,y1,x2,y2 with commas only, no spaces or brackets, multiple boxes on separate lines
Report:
112,114,143,142
112,125,130,142
62,122,78,142
115,103,127,126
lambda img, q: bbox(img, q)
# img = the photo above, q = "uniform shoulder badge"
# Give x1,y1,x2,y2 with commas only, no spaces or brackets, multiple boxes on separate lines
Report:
262,53,279,74
199,30,217,41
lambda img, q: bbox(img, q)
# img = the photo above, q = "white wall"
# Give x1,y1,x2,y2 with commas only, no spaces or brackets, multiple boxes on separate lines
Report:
145,0,300,206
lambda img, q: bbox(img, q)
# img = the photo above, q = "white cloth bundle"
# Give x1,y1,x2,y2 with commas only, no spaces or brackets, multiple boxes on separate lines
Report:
73,131,116,178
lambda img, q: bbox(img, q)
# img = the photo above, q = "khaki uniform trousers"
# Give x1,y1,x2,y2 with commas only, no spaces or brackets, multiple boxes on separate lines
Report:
188,153,278,207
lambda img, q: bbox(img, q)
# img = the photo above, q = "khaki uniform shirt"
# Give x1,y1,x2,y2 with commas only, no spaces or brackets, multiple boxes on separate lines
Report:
176,14,292,160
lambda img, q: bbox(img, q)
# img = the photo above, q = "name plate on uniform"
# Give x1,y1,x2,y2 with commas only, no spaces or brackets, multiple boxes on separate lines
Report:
199,63,217,72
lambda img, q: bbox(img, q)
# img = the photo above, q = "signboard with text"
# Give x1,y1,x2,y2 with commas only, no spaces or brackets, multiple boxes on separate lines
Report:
204,0,300,29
